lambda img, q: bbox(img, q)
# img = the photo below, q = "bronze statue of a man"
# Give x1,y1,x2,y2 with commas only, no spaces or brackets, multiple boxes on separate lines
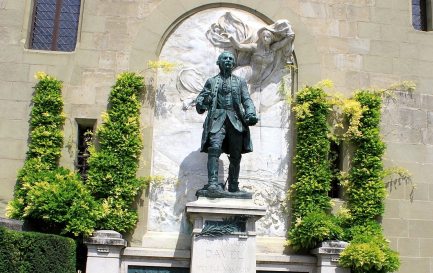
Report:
196,51,258,197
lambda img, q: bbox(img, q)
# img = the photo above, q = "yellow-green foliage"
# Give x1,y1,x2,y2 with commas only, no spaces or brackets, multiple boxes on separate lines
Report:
290,84,332,219
287,84,336,250
287,211,343,251
86,72,149,232
28,72,65,166
340,232,400,273
346,91,386,222
288,81,405,273
8,73,101,237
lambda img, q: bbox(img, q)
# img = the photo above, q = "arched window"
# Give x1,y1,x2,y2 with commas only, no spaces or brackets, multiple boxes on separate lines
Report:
30,0,81,51
412,0,428,31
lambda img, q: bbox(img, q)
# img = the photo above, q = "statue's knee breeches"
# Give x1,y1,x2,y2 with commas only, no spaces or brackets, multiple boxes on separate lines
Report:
208,127,226,150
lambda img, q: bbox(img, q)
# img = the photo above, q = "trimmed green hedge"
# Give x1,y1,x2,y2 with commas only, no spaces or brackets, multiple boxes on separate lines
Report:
0,227,76,273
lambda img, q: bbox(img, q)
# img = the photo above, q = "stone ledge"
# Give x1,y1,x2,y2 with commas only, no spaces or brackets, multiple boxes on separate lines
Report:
311,240,349,255
256,253,316,264
186,197,266,216
85,230,127,246
0,217,23,231
123,247,191,259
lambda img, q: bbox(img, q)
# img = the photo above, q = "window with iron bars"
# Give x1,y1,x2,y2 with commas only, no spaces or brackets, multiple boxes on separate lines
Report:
412,0,428,31
30,0,81,51
75,119,96,180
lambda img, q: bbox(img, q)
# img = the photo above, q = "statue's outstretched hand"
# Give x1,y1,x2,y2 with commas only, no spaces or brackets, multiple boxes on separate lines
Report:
245,114,259,126
195,97,208,114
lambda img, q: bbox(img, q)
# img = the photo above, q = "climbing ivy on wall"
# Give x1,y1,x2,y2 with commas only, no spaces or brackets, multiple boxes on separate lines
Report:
86,72,149,232
287,80,405,272
339,90,399,273
7,72,100,236
287,81,342,251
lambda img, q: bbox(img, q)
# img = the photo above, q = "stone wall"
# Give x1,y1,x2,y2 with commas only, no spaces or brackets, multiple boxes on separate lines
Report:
1,0,433,272
382,90,433,273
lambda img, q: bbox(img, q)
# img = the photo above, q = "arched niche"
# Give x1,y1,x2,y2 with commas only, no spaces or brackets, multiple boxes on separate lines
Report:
146,5,301,237
128,2,323,245
129,1,322,87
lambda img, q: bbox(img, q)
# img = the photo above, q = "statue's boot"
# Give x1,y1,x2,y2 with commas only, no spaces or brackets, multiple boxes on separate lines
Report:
207,148,222,192
228,155,241,192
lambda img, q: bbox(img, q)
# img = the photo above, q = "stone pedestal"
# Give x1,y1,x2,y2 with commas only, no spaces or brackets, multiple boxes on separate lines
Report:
311,241,350,273
186,197,266,273
85,230,127,273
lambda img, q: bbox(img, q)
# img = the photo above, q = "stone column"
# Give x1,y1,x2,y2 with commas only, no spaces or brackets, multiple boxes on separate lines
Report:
311,240,350,273
186,197,266,273
85,230,127,273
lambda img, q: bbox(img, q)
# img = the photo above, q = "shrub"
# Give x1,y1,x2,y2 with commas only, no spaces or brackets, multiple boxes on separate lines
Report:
288,82,400,273
288,211,343,251
87,72,149,232
8,73,65,218
346,91,386,223
23,167,102,236
0,226,76,273
340,234,399,273
290,85,332,220
8,73,101,237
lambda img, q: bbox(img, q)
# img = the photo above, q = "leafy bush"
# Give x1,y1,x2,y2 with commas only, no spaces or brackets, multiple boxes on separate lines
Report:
8,73,65,218
288,82,400,273
340,234,399,273
342,220,383,242
8,73,101,237
87,72,149,232
0,226,76,273
346,91,387,222
288,211,343,251
290,85,332,220
23,167,102,236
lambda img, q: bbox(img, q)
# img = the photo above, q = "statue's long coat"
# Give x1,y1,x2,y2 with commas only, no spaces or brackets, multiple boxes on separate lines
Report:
196,74,256,154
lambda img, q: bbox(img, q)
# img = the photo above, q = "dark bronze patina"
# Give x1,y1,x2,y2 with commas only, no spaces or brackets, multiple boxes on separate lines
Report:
196,51,258,199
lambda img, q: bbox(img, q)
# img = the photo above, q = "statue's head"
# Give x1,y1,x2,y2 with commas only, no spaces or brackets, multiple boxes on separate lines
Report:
259,29,273,45
216,51,236,73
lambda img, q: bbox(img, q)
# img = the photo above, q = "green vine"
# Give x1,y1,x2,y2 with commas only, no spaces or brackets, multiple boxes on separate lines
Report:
287,80,410,272
346,91,386,222
339,90,399,273
290,83,332,219
7,72,100,236
86,72,149,232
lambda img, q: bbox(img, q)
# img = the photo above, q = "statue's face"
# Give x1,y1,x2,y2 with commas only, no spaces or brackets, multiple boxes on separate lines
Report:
260,30,273,45
217,52,235,72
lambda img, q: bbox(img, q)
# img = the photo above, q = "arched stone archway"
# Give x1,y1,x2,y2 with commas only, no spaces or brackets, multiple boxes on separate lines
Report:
128,1,322,86
129,0,323,245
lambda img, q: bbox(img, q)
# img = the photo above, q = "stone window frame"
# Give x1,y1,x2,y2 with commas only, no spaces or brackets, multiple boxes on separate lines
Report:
75,118,96,180
27,0,83,52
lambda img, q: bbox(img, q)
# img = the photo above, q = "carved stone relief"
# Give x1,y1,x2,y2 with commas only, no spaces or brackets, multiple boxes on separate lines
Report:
149,7,295,236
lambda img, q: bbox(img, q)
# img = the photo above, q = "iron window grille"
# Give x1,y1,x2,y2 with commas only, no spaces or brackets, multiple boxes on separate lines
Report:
30,0,81,51
412,0,428,31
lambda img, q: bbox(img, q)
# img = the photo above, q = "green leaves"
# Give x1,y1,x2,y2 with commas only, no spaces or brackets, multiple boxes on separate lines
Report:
288,84,400,273
0,227,76,273
8,74,66,219
290,85,332,220
8,74,102,237
340,233,400,273
23,168,102,236
288,211,343,251
87,72,148,232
